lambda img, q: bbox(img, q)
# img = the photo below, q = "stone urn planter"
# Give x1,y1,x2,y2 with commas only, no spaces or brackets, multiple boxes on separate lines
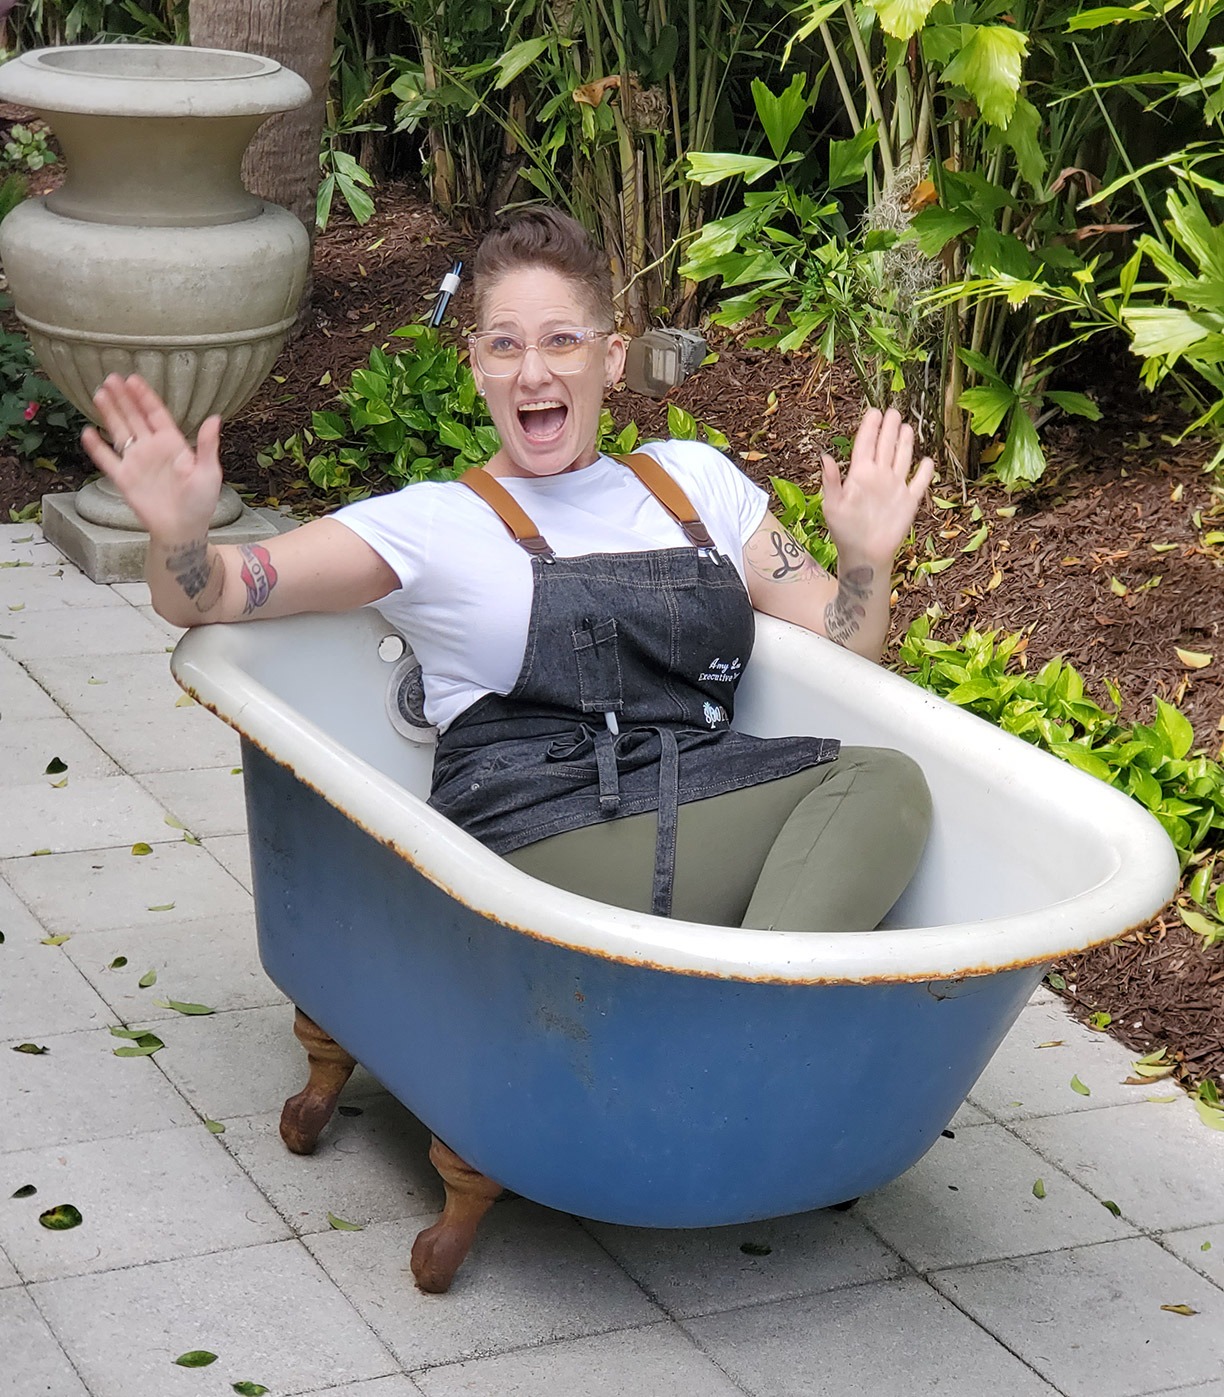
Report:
0,44,312,581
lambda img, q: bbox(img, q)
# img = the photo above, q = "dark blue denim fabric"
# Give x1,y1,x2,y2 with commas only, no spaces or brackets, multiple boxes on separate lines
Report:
429,528,839,916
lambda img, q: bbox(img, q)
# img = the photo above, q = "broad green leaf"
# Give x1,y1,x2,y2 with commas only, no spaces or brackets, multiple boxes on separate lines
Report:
1046,391,1103,421
1154,698,1195,759
1032,1178,1046,1199
1121,306,1220,357
183,832,202,847
11,1184,36,1198
173,1351,219,1368
139,968,157,988
1070,1075,1091,1096
962,525,990,553
337,175,375,225
865,0,941,40
958,385,1015,437
686,152,780,187
958,347,1007,386
493,36,549,88
994,407,1046,486
131,842,152,857
1050,742,1114,781
908,205,977,256
827,122,879,192
205,1119,226,1134
232,1385,270,1396
990,97,1046,188
971,227,1036,280
1179,906,1223,940
1102,1199,1122,1216
40,934,70,946
13,1042,48,1054
108,956,128,969
1161,1302,1201,1314
154,999,215,1016
1196,1095,1224,1128
1067,6,1151,29
942,25,1030,128
113,1035,164,1057
327,1212,364,1231
38,1203,82,1230
44,757,67,775
1186,860,1214,905
163,814,185,829
944,677,1001,704
751,74,809,161
146,903,175,913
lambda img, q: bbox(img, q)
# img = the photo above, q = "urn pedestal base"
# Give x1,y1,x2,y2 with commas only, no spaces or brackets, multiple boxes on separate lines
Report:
42,490,297,584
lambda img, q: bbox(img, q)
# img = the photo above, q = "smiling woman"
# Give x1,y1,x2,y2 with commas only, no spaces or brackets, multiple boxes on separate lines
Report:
81,204,934,933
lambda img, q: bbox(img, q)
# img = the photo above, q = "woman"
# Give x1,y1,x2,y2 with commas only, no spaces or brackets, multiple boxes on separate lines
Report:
83,207,935,930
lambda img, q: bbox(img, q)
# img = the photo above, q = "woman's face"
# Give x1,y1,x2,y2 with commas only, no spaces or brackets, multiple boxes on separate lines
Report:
474,266,626,478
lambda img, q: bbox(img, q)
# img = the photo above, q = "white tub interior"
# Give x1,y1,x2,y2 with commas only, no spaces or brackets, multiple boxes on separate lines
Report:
173,606,1179,979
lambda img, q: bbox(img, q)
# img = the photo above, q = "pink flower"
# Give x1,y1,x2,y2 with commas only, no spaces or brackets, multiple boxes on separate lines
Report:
23,401,39,421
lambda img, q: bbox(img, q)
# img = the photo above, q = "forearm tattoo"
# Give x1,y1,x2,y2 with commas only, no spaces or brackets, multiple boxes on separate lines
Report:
746,528,831,584
165,538,224,614
824,564,874,645
238,543,278,614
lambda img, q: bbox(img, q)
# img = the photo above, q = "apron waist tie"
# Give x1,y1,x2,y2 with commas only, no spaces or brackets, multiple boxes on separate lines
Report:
545,720,683,918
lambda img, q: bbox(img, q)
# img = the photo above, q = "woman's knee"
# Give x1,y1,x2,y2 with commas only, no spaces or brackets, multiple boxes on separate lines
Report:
838,745,932,838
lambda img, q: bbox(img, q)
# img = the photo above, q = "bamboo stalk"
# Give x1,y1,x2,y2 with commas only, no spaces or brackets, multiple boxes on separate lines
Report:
818,21,863,135
840,0,894,182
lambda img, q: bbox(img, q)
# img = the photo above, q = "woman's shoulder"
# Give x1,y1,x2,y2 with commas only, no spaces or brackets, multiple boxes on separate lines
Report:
333,475,489,529
633,437,761,505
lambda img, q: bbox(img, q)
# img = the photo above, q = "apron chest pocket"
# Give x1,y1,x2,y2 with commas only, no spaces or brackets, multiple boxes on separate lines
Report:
572,617,623,715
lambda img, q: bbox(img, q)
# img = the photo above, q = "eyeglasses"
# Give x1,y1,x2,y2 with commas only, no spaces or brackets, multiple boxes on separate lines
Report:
468,327,612,377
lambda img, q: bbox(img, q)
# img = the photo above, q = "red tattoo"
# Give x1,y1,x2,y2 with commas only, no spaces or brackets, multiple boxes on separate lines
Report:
239,544,277,613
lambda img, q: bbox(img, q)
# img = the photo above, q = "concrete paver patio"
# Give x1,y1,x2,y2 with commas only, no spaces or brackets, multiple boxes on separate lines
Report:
3,519,1222,1397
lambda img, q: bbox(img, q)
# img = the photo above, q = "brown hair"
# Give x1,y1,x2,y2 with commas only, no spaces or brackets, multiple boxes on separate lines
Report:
472,207,614,329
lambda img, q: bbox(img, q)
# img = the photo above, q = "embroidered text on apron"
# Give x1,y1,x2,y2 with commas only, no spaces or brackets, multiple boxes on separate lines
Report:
428,453,840,916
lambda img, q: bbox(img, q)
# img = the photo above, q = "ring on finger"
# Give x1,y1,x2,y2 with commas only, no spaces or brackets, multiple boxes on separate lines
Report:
117,436,136,455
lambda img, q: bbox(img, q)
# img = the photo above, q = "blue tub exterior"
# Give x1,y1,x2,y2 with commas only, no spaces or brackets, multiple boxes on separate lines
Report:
245,739,1038,1227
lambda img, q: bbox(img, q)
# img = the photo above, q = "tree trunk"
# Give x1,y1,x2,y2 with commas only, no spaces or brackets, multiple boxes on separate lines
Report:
189,0,336,324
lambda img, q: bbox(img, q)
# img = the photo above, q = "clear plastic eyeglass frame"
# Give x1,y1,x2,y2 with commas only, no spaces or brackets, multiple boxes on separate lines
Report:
468,328,612,377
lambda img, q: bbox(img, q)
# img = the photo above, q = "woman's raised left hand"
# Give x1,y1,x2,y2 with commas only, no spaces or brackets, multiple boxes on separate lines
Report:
820,407,935,565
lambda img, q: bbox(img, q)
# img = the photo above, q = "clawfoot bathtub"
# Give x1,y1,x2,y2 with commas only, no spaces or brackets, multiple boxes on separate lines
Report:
172,608,1178,1292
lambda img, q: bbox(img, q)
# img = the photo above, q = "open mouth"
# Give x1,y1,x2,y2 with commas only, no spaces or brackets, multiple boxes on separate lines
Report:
517,400,568,442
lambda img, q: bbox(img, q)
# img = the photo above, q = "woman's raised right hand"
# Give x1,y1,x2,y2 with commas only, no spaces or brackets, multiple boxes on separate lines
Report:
81,374,224,540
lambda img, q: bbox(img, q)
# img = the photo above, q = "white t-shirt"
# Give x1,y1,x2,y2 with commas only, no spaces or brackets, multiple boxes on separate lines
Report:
334,439,770,731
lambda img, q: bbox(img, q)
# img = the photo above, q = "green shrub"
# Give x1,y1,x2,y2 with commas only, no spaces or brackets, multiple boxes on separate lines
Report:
896,616,1224,944
0,308,81,463
259,326,499,498
1,123,56,173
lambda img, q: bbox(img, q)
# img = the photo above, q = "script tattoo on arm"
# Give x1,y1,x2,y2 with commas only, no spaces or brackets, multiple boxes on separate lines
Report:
746,527,831,585
823,564,874,645
164,538,224,614
238,543,279,615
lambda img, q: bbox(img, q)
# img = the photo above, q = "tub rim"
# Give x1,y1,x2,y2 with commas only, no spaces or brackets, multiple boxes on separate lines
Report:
171,610,1180,986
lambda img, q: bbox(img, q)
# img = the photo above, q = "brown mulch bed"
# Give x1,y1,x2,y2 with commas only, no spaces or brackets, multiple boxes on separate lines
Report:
2,179,1221,1092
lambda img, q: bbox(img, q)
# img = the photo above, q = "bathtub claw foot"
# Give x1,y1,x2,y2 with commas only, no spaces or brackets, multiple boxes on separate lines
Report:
410,1136,503,1294
279,1009,358,1155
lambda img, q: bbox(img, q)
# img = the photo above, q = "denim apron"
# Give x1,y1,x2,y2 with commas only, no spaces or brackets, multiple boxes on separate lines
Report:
428,453,839,916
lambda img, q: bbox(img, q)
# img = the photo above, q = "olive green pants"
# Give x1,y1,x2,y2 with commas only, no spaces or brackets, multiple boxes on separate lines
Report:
506,746,932,931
